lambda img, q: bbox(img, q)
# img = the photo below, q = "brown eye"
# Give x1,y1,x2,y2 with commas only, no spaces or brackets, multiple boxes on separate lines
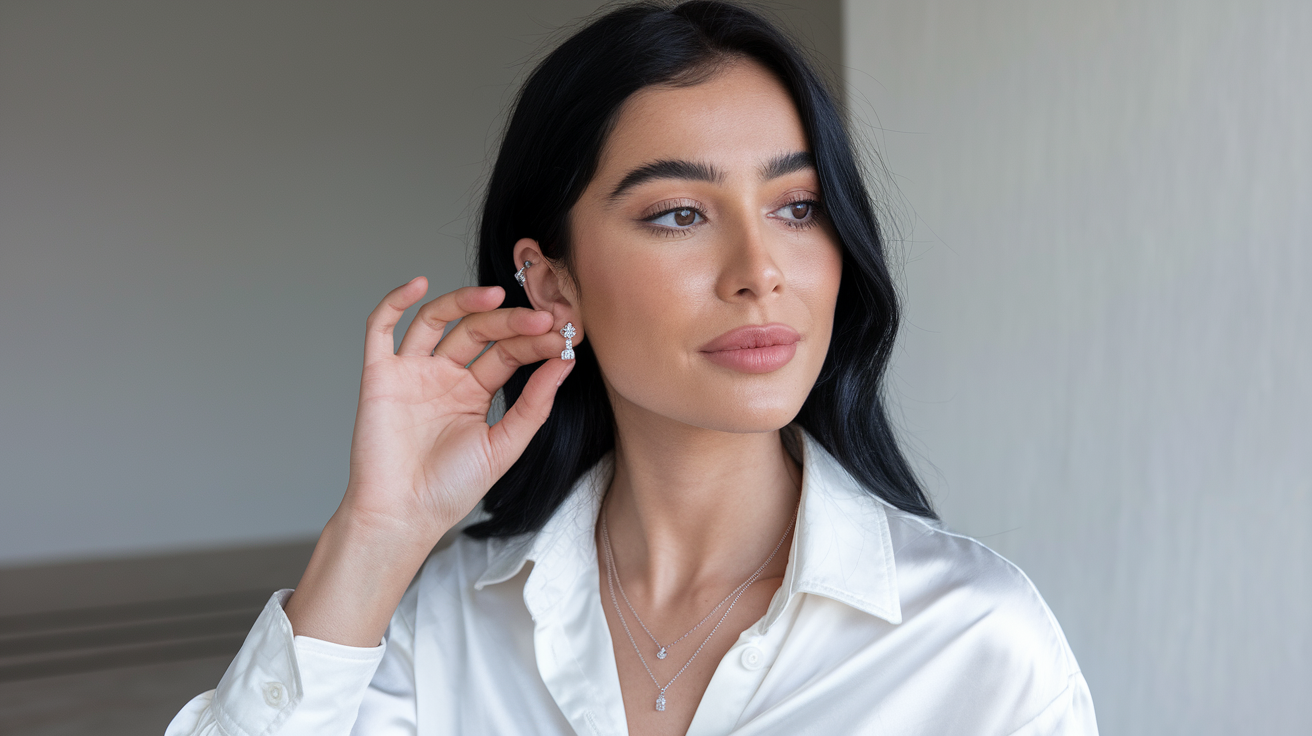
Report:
770,200,819,226
648,206,703,229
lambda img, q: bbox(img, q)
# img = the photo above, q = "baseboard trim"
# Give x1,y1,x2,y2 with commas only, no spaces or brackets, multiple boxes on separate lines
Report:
0,541,315,682
0,540,318,619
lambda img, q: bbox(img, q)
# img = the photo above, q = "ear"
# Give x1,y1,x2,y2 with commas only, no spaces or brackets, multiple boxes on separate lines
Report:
512,237,585,347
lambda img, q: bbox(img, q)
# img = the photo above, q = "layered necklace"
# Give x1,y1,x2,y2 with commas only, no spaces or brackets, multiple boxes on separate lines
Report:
599,501,797,713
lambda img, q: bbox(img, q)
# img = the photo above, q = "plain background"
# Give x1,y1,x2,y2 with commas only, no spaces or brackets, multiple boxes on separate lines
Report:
1,0,1308,733
0,0,839,563
846,0,1310,733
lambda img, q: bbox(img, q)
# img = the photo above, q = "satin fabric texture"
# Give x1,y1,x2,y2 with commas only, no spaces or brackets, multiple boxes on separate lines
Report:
167,426,1097,735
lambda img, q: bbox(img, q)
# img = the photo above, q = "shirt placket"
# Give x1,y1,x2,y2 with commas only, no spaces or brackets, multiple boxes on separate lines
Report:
684,590,799,736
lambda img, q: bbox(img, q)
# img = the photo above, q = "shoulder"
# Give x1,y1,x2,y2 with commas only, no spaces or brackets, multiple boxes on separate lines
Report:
855,506,1094,732
407,530,537,618
422,531,491,577
881,506,1082,683
414,532,502,597
385,533,492,631
384,532,530,664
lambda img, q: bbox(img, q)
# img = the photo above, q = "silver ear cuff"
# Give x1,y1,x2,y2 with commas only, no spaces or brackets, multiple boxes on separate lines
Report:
514,260,532,287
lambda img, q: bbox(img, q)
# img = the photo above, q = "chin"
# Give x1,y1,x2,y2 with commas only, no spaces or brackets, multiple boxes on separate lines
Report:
604,353,821,434
688,412,801,435
666,388,808,434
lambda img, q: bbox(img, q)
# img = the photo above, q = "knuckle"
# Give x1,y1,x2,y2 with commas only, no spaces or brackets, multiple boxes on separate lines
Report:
421,308,447,330
516,398,546,425
536,338,558,359
530,397,555,424
496,345,521,370
454,287,479,307
464,323,493,344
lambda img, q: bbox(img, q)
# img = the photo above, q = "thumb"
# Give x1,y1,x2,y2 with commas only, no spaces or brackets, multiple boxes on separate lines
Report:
486,359,575,470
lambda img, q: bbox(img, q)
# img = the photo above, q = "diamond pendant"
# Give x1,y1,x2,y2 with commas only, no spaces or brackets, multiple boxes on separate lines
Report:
657,646,667,660
655,694,666,712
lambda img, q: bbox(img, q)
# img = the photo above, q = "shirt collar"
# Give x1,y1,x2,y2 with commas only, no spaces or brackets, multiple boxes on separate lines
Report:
473,425,902,626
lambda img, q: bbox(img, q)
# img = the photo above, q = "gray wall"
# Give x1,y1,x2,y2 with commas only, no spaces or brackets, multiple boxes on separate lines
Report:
0,0,842,566
4,0,1305,728
844,0,1310,733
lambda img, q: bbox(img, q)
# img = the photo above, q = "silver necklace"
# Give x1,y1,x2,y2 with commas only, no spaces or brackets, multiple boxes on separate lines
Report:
600,502,797,713
612,538,755,662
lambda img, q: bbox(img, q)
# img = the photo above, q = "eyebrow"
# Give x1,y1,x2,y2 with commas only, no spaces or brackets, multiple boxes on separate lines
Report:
759,151,816,180
606,150,816,201
608,159,723,200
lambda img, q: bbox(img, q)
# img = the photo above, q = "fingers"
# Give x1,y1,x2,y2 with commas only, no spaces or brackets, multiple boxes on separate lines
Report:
487,358,576,469
464,329,569,393
395,285,508,358
364,277,430,364
431,307,555,366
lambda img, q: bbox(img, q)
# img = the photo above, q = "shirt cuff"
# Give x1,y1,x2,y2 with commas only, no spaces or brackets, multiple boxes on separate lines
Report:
209,589,387,736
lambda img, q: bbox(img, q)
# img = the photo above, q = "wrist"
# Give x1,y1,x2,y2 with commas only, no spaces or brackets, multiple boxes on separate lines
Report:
337,479,463,547
284,509,440,647
329,503,445,553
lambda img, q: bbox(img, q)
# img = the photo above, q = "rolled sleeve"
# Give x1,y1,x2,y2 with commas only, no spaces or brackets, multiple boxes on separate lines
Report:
166,590,386,736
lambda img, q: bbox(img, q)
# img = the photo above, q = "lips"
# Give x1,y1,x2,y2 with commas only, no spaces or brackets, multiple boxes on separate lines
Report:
699,324,800,373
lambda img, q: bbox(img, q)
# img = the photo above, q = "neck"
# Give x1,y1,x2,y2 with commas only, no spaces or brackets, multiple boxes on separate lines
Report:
600,399,802,609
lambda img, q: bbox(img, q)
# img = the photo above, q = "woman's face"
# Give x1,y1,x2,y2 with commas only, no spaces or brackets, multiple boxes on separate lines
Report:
529,59,843,434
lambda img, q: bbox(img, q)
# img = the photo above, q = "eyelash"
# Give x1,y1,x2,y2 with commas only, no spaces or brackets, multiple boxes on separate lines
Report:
642,200,704,237
640,195,824,236
772,194,824,230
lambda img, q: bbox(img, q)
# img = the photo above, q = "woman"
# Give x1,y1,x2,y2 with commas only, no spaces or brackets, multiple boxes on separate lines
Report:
169,2,1096,734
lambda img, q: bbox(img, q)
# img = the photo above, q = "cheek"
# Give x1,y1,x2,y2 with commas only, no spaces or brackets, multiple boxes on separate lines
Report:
575,241,709,373
569,216,844,430
803,239,844,332
772,228,843,330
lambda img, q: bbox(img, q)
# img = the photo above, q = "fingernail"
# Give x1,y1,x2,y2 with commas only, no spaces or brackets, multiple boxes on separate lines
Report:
556,359,576,386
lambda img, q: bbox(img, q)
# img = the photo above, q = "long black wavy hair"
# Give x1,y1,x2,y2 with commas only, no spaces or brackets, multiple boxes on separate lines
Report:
466,0,934,538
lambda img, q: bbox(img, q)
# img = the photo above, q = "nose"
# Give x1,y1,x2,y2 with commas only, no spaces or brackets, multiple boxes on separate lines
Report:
716,213,784,301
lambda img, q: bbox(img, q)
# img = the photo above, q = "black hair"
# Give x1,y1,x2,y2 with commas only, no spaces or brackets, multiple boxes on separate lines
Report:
467,0,934,538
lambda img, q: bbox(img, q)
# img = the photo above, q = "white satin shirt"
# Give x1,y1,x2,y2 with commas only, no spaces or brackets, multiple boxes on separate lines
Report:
167,427,1097,735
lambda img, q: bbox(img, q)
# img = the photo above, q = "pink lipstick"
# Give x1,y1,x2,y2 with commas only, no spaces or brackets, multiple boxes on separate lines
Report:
699,324,800,373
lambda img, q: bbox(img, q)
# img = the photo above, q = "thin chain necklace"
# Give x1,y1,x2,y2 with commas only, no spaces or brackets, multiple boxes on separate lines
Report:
612,537,756,662
600,500,797,713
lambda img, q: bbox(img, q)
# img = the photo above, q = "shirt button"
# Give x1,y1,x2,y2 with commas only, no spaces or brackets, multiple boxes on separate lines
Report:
740,646,765,670
263,681,286,708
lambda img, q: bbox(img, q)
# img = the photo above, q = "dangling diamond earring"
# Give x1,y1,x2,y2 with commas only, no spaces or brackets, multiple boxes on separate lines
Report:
513,260,532,287
560,322,576,360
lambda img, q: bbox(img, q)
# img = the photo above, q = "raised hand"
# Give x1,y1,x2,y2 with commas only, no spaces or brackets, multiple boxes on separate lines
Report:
344,277,573,542
284,276,574,646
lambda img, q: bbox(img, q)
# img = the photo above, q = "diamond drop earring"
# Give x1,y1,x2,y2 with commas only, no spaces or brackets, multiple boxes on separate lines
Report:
560,322,576,360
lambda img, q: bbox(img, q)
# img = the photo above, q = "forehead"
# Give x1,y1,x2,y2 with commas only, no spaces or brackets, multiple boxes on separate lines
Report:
595,60,809,180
